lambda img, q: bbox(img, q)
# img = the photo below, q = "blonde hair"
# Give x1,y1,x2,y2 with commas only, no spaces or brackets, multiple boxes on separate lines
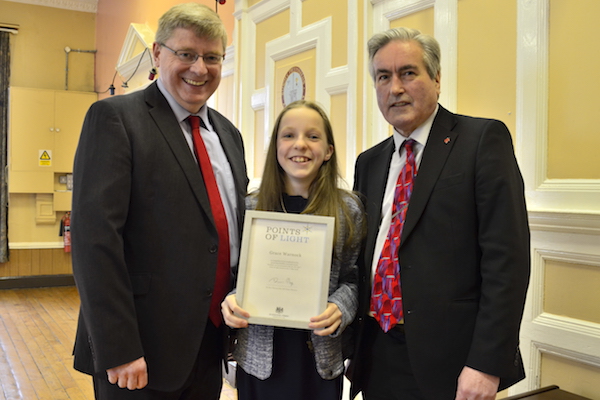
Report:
253,100,362,252
155,3,227,51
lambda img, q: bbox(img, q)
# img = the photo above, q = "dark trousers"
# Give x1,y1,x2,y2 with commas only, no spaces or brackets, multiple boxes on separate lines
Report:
93,321,223,400
362,317,425,400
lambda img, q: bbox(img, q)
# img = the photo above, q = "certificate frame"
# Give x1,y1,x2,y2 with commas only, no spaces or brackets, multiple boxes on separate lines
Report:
235,210,335,329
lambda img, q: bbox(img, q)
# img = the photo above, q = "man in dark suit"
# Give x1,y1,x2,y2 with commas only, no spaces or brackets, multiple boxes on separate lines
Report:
71,4,248,399
348,28,530,400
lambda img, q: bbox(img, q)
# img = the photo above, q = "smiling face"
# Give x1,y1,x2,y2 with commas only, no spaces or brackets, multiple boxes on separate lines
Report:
373,39,440,137
153,27,223,114
276,106,334,197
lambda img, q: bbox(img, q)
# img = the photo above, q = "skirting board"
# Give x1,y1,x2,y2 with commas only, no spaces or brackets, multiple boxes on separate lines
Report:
0,274,75,290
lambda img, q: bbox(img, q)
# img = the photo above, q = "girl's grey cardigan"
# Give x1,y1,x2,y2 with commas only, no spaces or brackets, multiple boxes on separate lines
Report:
231,191,364,380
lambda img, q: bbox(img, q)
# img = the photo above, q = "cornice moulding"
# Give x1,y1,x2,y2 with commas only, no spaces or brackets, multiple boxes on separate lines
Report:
4,0,97,13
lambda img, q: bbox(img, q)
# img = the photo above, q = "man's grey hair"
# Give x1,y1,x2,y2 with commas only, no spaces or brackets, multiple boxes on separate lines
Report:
367,27,440,81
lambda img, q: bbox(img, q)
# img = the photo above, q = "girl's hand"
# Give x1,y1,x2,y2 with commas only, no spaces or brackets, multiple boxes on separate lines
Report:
221,294,250,329
309,302,341,336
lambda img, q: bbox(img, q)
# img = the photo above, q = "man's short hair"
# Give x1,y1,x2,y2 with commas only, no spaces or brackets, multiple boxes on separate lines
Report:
155,3,227,51
367,27,440,81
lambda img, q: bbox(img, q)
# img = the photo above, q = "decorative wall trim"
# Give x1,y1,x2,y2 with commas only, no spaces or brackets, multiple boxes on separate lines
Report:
116,24,155,94
222,44,235,78
237,0,359,181
529,341,600,392
4,0,97,13
35,193,56,224
433,0,457,113
0,23,19,34
345,0,359,183
516,0,600,214
516,2,600,393
383,0,435,19
251,88,266,111
517,235,600,394
8,242,64,249
529,210,600,235
325,81,349,96
264,17,332,150
235,0,258,179
537,179,600,193
245,0,290,25
117,24,154,73
535,248,600,268
534,313,600,341
207,45,236,110
530,248,600,325
533,342,600,369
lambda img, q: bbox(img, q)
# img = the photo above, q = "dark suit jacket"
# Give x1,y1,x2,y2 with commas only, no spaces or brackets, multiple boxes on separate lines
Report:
71,82,248,392
349,106,530,399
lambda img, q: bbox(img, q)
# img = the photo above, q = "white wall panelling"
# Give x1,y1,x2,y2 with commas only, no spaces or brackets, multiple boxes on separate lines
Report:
516,0,600,214
235,0,358,184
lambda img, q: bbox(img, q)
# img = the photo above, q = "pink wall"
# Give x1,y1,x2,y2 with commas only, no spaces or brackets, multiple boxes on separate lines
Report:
95,0,235,99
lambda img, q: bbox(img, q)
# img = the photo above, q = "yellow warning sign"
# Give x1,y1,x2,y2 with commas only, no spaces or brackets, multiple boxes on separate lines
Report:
39,150,52,167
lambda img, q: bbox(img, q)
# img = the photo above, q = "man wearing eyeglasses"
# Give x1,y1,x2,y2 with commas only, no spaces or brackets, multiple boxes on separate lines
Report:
71,3,248,400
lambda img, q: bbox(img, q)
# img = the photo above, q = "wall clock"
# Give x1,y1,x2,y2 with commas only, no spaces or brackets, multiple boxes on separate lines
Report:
281,66,306,107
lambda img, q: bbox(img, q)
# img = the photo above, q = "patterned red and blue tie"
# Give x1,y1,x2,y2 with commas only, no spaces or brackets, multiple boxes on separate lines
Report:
371,139,417,332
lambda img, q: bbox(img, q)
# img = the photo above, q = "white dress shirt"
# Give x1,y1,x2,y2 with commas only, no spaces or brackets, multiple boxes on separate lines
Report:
157,79,240,267
370,106,439,280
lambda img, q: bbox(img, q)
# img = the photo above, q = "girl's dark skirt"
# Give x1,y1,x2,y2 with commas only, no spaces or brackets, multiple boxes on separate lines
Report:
236,327,342,400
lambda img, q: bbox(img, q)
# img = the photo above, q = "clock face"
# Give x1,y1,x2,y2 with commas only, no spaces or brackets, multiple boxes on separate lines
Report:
282,67,306,107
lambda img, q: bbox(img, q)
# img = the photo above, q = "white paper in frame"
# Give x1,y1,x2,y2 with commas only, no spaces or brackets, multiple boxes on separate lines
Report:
235,210,335,329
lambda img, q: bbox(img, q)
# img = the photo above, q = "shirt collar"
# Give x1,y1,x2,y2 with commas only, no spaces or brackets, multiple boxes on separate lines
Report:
392,104,439,151
156,78,210,127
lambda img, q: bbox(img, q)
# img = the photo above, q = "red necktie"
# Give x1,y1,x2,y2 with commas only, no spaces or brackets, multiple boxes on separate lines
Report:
371,139,417,332
188,116,230,327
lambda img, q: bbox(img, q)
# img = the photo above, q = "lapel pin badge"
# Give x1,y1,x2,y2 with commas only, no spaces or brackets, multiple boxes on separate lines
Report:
444,137,451,144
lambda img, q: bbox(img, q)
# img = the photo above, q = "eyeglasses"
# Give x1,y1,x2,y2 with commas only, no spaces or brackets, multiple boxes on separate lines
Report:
160,44,225,65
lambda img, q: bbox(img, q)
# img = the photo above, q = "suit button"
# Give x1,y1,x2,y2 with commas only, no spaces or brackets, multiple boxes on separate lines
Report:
209,245,218,253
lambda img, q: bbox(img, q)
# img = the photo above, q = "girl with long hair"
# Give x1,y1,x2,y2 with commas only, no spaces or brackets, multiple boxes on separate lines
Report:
222,100,364,400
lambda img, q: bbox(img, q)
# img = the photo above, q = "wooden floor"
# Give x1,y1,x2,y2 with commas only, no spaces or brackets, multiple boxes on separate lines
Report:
0,286,237,400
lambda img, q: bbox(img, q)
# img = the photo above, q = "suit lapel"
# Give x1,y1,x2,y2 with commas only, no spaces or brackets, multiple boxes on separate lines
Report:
144,84,214,221
401,106,458,243
364,138,395,267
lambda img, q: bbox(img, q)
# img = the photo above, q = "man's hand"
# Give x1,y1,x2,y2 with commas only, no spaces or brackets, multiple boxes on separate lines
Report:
309,303,342,336
455,366,500,400
221,294,250,329
106,357,148,390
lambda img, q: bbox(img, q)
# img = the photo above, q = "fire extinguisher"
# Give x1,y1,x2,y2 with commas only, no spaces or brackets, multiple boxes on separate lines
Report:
61,212,71,253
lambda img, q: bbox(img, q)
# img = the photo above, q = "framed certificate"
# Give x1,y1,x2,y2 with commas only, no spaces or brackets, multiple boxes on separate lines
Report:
235,210,335,329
